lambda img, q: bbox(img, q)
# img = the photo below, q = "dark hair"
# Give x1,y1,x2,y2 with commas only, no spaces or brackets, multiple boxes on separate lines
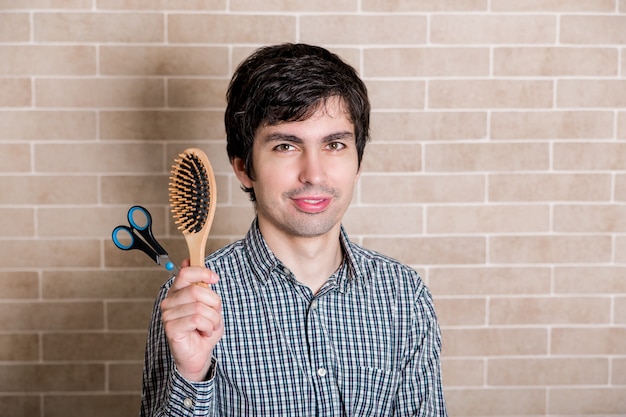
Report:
225,43,370,201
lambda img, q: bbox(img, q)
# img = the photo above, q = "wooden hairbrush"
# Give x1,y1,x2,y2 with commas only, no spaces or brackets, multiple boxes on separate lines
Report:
169,148,217,268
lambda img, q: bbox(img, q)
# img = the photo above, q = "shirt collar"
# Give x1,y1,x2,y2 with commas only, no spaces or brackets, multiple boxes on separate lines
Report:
242,217,362,293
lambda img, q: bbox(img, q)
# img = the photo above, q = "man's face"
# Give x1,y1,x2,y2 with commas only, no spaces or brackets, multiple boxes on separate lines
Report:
233,97,360,240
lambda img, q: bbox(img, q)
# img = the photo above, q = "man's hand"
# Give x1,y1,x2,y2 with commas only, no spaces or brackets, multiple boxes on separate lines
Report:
160,260,223,382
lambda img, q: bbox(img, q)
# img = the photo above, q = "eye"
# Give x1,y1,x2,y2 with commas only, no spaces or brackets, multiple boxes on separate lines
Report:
326,142,346,151
274,143,296,152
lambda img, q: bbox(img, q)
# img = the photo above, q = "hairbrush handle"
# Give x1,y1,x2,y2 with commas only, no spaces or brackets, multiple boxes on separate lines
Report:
169,148,217,268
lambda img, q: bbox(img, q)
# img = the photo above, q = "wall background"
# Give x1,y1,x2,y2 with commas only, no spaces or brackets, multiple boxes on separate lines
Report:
1,1,625,416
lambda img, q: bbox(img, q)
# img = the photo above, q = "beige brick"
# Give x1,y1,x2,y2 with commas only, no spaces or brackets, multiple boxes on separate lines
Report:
616,174,626,201
491,111,614,140
431,15,556,44
429,80,553,109
616,296,626,324
168,79,229,108
488,358,608,385
435,298,486,326
360,142,422,173
0,272,39,299
445,388,546,416
0,45,95,75
363,0,486,11
43,332,145,360
428,267,551,296
0,239,100,268
100,111,225,140
621,0,626,12
492,0,615,11
38,205,166,238
425,142,548,172
0,13,30,41
558,80,626,107
549,388,626,415
35,143,165,173
101,174,169,204
443,328,548,356
555,142,626,170
344,206,423,235
97,0,223,9
108,363,142,391
441,359,484,387
44,395,141,417
363,48,489,77
427,204,549,234
107,301,154,330
0,207,35,237
0,175,98,204
301,15,426,45
34,12,163,42
0,111,96,140
36,78,165,108
232,0,355,11
362,236,485,265
494,47,618,76
613,358,626,384
490,296,611,325
42,270,164,299
100,46,229,76
371,111,487,141
0,334,39,361
555,267,626,294
489,173,611,202
0,144,30,172
168,14,295,43
490,235,612,264
194,205,255,236
0,78,31,107
360,174,485,204
616,236,626,263
619,111,626,139
552,327,626,354
0,301,103,331
561,15,626,44
366,80,425,109
0,0,90,7
0,364,104,392
554,204,626,233
0,396,39,417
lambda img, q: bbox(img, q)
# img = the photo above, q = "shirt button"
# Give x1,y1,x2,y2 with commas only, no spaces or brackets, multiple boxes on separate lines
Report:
183,398,193,409
310,300,318,309
317,367,327,377
282,266,290,275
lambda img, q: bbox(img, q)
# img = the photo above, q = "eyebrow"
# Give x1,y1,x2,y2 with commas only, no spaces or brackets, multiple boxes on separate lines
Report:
262,131,355,144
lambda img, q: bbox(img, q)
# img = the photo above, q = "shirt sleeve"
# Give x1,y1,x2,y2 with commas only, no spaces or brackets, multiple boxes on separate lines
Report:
395,284,448,417
140,280,217,417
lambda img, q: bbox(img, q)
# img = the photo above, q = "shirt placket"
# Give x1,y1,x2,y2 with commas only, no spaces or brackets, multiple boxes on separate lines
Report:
306,294,344,416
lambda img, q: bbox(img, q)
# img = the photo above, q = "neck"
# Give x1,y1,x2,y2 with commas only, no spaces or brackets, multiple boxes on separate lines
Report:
259,221,344,294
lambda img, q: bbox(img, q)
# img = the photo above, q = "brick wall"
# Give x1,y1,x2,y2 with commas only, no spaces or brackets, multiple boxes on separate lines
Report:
1,1,625,416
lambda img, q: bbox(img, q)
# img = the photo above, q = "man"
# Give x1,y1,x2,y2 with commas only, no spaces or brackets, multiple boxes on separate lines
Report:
141,43,447,416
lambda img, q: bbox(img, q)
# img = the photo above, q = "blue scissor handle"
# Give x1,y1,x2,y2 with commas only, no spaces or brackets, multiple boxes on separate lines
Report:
112,206,176,272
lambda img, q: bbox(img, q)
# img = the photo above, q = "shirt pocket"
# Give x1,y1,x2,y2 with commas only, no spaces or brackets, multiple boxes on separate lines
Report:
344,366,398,416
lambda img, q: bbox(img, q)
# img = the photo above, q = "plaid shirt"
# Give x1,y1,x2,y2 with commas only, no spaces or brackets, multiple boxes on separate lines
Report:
141,219,447,416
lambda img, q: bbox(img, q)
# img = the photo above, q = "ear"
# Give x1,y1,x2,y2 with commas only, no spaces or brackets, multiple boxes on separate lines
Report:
232,157,254,189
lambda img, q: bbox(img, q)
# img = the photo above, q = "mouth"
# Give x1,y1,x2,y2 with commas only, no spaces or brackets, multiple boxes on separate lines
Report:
292,196,332,213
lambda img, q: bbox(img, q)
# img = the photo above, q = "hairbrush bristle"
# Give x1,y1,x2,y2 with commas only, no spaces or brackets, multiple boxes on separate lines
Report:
169,150,212,233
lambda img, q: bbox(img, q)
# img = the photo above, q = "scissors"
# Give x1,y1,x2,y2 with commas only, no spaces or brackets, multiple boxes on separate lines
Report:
112,205,178,274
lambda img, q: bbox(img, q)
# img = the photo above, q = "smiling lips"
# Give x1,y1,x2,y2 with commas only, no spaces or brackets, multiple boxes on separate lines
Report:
292,196,332,213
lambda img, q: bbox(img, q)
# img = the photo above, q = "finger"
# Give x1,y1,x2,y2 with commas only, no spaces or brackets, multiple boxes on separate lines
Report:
163,303,224,339
171,266,219,291
162,288,222,317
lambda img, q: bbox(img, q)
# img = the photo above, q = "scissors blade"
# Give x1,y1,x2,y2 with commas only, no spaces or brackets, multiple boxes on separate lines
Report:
156,254,179,275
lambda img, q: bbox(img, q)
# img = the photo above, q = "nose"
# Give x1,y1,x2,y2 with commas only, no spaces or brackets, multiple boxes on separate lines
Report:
298,150,326,185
